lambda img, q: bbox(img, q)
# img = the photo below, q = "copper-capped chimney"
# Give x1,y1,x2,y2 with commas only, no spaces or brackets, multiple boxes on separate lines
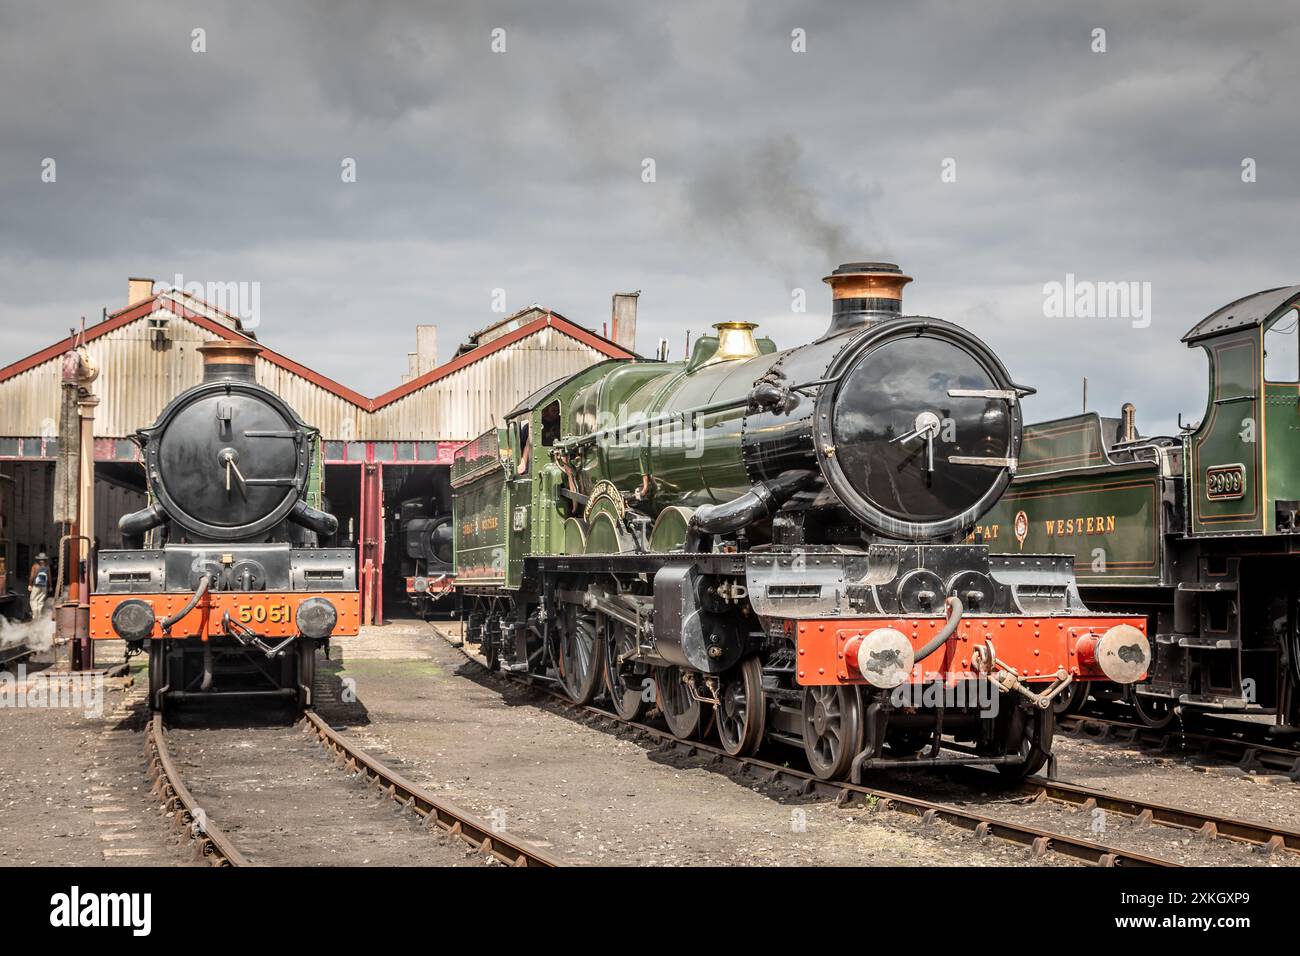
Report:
821,262,912,338
198,340,261,383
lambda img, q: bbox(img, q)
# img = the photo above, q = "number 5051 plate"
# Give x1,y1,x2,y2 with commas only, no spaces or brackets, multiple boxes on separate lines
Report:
236,603,294,625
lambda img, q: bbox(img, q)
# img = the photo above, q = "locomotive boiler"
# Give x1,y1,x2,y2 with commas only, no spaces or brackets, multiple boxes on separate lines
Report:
91,341,358,711
453,263,1151,781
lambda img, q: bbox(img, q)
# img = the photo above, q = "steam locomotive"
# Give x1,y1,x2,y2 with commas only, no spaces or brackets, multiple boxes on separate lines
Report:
90,340,358,711
394,495,455,617
452,263,1151,781
984,284,1300,734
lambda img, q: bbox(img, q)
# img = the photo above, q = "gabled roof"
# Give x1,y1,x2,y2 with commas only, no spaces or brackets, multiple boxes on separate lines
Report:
464,305,555,352
0,292,636,412
373,312,633,409
1182,285,1300,343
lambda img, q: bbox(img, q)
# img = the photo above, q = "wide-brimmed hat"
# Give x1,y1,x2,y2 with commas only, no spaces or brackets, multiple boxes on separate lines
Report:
34,552,48,561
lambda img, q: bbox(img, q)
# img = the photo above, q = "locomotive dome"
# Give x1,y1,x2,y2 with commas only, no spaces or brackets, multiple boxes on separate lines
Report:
810,263,1025,540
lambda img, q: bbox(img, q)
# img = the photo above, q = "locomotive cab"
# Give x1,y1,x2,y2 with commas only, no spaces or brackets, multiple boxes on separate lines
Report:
1182,285,1300,537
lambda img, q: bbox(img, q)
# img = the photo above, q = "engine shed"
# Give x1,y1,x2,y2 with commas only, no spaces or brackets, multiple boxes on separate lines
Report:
0,280,635,623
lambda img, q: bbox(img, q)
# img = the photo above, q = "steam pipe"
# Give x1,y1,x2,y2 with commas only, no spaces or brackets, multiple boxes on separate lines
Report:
288,499,339,537
686,470,816,547
556,376,837,452
119,502,167,540
914,596,964,664
160,574,212,633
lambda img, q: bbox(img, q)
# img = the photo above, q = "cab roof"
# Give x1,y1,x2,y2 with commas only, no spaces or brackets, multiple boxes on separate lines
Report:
1182,285,1300,343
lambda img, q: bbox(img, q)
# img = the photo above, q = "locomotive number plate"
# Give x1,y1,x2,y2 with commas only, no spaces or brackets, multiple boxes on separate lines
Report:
236,603,294,625
1206,464,1245,500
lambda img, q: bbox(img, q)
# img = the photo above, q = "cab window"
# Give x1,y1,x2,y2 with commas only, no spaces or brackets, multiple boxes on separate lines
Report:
1264,310,1299,383
540,400,561,447
516,418,531,473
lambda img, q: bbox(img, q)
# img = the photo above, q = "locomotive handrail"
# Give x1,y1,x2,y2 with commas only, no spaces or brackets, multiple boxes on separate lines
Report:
555,375,839,451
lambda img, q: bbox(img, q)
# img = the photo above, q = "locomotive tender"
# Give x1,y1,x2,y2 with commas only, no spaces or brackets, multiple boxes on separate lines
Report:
453,263,1151,780
90,341,358,711
984,285,1300,733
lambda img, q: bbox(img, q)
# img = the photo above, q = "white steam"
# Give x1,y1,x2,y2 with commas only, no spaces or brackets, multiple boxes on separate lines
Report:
0,614,56,653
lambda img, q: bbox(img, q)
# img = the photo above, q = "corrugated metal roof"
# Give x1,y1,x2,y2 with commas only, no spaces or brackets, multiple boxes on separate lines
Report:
0,293,633,442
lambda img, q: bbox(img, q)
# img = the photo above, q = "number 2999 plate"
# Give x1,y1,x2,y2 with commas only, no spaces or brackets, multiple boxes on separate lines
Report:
1206,464,1245,500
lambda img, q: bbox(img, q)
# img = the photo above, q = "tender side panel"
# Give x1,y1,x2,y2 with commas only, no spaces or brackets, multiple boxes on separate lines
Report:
1016,414,1109,477
982,463,1164,585
452,431,511,587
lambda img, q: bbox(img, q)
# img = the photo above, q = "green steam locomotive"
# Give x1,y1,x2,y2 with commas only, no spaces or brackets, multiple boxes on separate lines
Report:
452,263,1150,781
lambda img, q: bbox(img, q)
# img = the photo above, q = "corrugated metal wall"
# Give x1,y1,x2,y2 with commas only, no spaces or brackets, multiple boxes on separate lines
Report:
365,326,607,440
0,310,608,443
0,315,217,440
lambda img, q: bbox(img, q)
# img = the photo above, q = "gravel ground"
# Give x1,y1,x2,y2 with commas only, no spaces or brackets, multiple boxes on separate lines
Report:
315,620,1074,866
9,621,1293,868
0,655,192,866
163,722,487,866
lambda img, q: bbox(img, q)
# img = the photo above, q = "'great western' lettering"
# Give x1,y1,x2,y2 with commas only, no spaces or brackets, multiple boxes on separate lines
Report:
1045,515,1116,537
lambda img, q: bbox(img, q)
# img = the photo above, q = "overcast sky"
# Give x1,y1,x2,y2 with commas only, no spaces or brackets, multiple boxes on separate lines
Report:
3,1,1298,433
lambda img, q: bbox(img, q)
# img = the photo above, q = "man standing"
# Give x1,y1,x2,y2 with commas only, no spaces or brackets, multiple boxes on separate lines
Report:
28,552,49,619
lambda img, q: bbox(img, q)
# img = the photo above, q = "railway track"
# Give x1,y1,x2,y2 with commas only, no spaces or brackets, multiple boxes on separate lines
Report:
146,709,560,867
1014,773,1300,854
434,629,1176,868
1061,712,1300,780
300,711,560,867
146,716,248,867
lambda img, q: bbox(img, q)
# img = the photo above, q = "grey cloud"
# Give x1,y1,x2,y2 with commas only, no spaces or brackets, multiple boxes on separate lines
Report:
1,0,1299,437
